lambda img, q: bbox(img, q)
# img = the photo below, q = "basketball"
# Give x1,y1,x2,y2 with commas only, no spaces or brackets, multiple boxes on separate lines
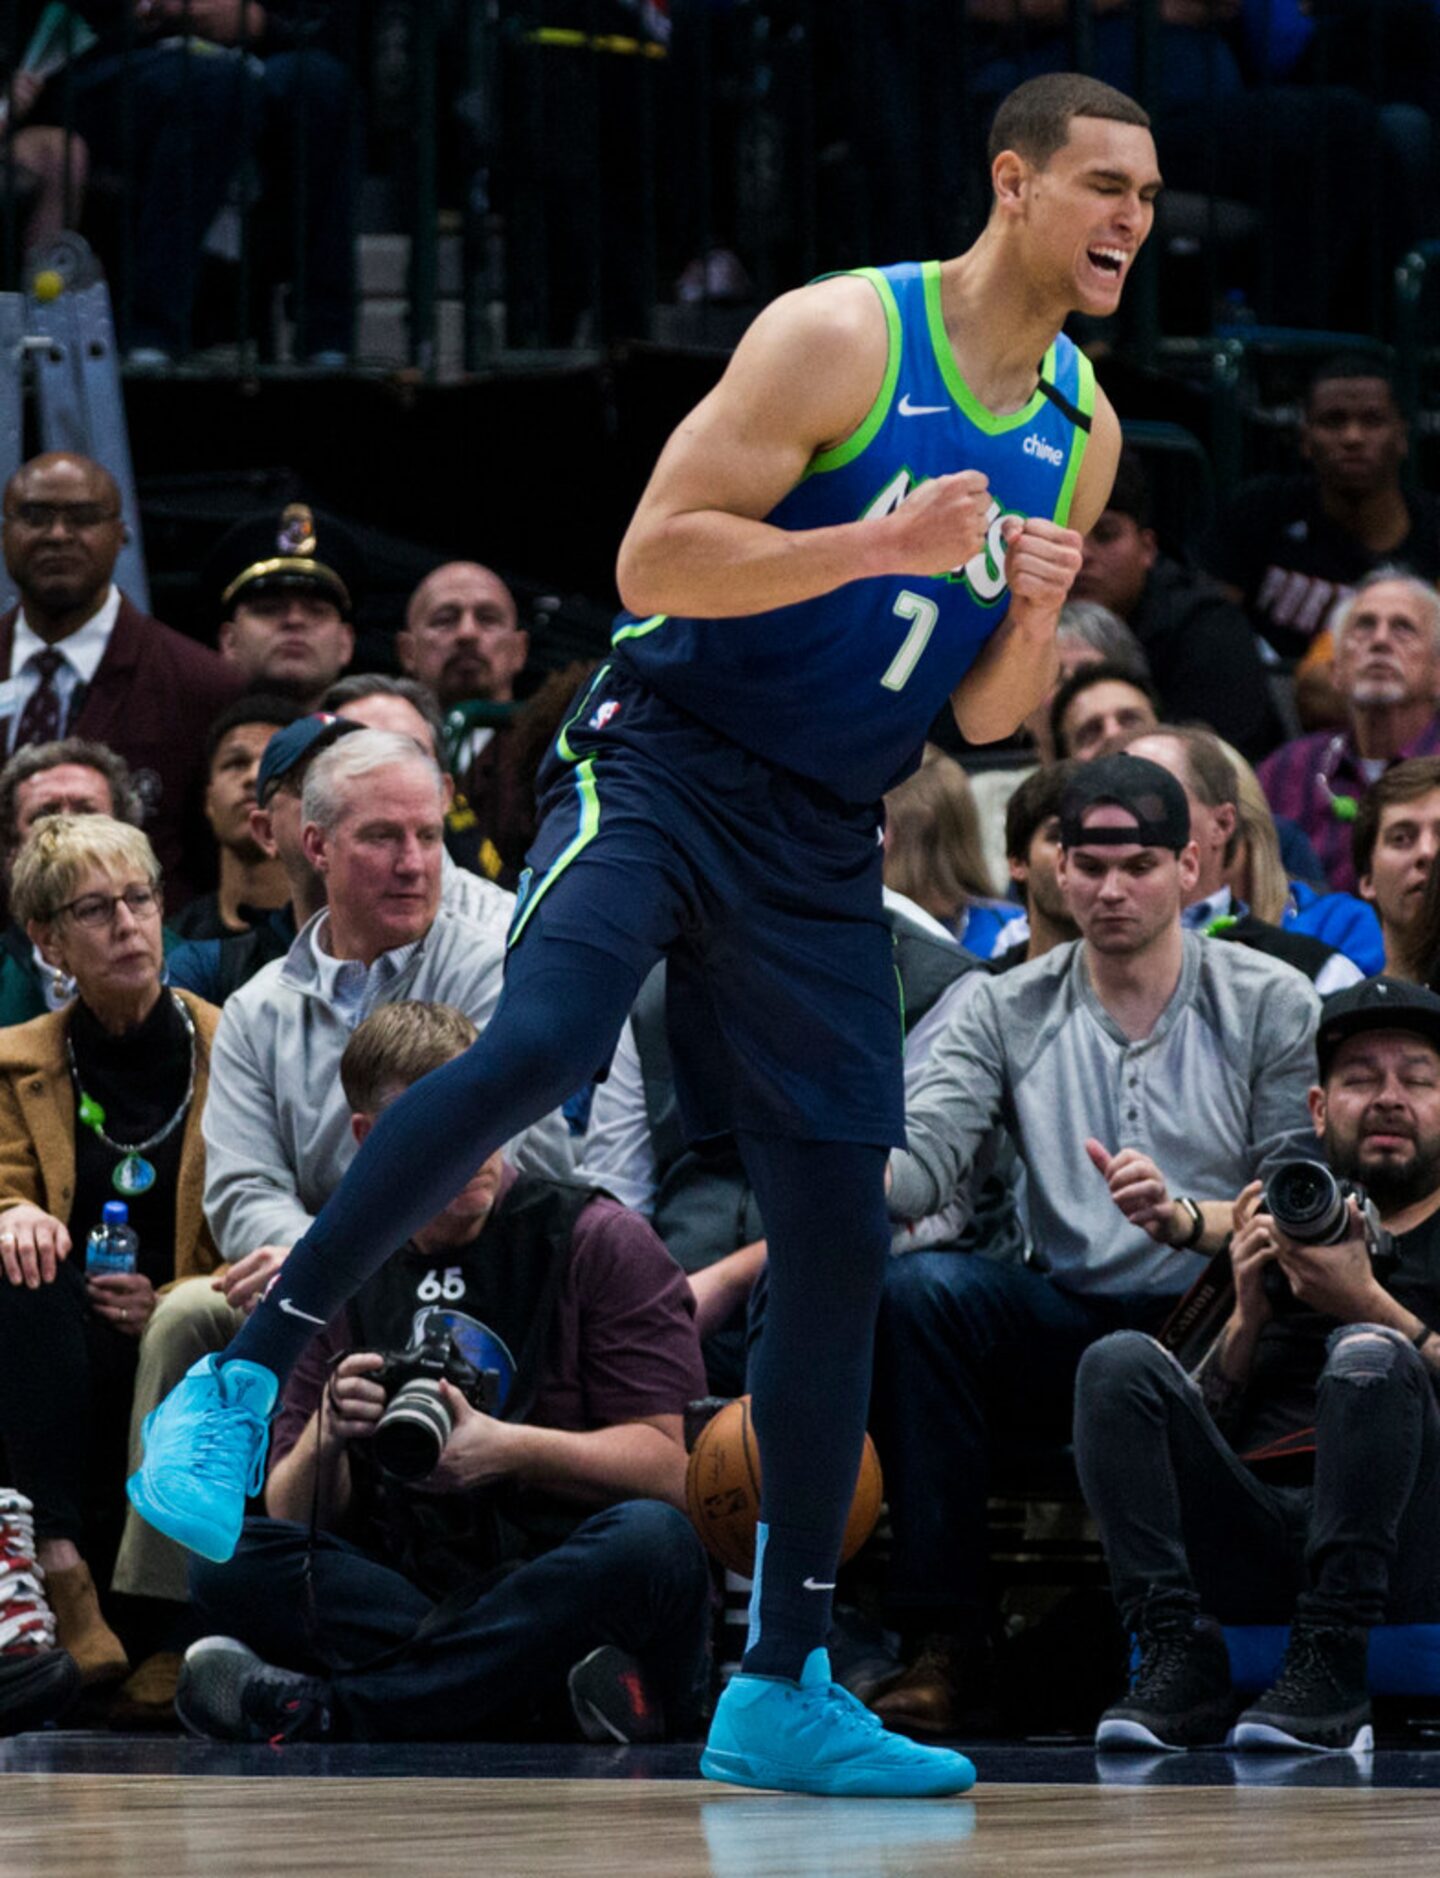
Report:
685,1394,883,1577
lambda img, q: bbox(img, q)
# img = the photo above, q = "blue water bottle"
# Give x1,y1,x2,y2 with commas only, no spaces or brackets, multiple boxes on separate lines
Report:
85,1200,139,1276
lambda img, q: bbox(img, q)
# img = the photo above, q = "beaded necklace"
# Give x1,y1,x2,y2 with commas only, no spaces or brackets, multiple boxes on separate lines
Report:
66,993,197,1196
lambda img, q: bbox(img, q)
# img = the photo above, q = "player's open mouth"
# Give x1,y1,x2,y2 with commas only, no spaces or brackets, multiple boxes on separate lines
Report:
1087,247,1126,279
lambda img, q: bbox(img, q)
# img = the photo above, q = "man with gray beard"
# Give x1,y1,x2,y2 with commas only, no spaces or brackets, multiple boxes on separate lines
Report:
1259,571,1440,894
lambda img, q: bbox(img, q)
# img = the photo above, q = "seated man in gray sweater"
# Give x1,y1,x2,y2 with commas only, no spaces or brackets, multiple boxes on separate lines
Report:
869,754,1321,1735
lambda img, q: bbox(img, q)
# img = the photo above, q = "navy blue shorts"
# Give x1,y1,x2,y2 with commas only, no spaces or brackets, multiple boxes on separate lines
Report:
510,659,905,1148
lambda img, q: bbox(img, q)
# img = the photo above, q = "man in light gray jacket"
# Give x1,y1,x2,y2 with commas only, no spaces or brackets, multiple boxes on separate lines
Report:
202,729,569,1284
868,754,1321,1737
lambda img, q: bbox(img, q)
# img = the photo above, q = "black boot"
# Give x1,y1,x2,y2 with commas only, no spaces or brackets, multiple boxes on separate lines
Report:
1230,1623,1372,1753
1096,1609,1236,1752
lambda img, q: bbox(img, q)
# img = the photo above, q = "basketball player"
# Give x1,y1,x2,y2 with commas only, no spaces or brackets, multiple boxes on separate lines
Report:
130,72,1160,1795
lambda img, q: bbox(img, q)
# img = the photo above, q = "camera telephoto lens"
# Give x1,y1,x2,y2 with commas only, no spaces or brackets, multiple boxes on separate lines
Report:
371,1379,454,1480
1263,1161,1348,1245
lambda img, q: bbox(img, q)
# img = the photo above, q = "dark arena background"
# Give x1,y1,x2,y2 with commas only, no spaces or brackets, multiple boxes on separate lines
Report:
3,2,1440,1872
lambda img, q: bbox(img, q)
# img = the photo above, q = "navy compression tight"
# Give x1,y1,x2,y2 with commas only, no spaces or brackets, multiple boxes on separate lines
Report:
224,923,892,1681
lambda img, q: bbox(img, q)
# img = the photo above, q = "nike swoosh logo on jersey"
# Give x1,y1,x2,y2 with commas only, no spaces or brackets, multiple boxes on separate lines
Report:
898,393,949,417
277,1297,328,1326
802,1577,837,1592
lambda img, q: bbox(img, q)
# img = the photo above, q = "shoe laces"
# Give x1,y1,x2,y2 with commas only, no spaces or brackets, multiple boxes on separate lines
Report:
1267,1626,1359,1705
1131,1631,1203,1701
194,1399,269,1498
247,1682,328,1747
810,1679,888,1742
0,1583,57,1653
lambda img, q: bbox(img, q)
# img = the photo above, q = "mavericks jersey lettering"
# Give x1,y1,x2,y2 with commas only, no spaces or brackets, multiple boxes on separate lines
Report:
611,259,1094,803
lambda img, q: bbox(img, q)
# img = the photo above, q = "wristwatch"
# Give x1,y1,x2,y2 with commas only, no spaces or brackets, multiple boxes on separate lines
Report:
1172,1196,1205,1249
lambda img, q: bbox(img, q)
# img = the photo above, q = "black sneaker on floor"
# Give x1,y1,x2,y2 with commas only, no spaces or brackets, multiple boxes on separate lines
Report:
175,1636,332,1744
567,1645,665,1744
1229,1623,1372,1753
0,1646,81,1736
1096,1613,1237,1752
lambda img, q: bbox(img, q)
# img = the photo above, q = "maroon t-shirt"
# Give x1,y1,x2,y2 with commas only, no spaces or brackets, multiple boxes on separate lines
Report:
271,1187,707,1473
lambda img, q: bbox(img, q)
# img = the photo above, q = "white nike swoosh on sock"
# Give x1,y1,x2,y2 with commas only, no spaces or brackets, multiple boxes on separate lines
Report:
277,1297,327,1326
802,1577,836,1592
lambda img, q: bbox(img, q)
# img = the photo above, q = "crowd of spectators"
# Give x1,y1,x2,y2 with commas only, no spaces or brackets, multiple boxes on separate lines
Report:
4,341,1440,1758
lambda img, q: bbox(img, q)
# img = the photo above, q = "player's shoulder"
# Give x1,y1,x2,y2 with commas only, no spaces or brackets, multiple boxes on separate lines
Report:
739,271,891,368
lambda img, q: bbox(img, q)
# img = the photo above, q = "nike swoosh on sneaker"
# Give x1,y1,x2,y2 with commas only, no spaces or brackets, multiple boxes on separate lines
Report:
898,393,949,417
277,1298,328,1326
802,1577,837,1592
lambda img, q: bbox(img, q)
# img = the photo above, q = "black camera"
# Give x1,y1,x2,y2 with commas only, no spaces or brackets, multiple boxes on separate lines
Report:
370,1314,500,1482
1260,1160,1395,1308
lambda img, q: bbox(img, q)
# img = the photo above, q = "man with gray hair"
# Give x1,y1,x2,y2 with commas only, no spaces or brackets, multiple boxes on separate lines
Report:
201,727,570,1300
1259,569,1440,893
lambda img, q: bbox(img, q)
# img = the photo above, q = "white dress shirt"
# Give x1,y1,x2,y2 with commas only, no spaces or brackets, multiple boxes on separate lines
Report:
5,584,122,749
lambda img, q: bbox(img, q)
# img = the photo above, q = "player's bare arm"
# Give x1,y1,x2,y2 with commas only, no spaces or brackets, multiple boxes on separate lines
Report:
616,276,993,619
948,389,1120,743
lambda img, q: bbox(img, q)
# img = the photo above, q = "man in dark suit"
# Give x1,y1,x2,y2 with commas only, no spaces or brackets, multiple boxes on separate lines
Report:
0,452,242,907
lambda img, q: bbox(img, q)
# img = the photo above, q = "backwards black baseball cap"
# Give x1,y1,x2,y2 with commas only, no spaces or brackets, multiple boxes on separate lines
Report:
1317,976,1440,1077
1058,752,1191,853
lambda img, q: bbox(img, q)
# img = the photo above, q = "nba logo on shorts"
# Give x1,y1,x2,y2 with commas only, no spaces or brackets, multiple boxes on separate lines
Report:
589,699,621,731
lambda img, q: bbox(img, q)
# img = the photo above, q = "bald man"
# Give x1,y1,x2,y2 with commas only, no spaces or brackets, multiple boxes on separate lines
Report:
398,562,529,710
0,452,241,905
397,562,532,880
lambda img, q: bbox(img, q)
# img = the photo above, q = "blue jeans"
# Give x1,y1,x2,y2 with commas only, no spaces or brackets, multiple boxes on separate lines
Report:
190,1500,712,1740
870,1252,1171,1639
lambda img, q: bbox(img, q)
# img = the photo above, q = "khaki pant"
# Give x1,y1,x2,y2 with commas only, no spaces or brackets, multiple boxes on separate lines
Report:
112,1277,245,1604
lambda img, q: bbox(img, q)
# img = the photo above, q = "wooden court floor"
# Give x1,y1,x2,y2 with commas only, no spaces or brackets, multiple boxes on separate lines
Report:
2,1773,1439,1878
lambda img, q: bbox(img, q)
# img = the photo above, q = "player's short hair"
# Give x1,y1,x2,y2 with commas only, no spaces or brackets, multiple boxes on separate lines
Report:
340,1000,478,1114
1352,756,1440,884
988,73,1150,169
1005,759,1081,863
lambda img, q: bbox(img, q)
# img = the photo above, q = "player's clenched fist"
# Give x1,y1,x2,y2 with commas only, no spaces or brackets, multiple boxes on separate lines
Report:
870,469,993,577
1000,514,1084,617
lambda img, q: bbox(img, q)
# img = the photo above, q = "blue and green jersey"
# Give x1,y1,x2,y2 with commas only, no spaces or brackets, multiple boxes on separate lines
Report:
612,258,1095,803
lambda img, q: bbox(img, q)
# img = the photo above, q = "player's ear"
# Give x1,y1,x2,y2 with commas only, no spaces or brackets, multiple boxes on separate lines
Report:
991,149,1029,216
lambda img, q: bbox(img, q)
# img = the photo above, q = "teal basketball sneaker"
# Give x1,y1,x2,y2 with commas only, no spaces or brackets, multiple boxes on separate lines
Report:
700,1648,978,1797
126,1355,277,1563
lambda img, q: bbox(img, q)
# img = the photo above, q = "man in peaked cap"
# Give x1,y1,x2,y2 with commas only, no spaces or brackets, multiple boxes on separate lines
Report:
211,504,363,709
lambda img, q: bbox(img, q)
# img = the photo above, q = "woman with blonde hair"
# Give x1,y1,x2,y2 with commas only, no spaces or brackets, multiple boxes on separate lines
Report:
883,747,1016,958
0,815,220,1705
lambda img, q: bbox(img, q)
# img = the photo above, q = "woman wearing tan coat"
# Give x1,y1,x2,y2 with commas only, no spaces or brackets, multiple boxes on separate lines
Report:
0,815,219,1709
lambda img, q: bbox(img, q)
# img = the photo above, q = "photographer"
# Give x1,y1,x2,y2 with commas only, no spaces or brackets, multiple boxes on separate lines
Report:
1076,978,1440,1754
181,1001,710,1745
